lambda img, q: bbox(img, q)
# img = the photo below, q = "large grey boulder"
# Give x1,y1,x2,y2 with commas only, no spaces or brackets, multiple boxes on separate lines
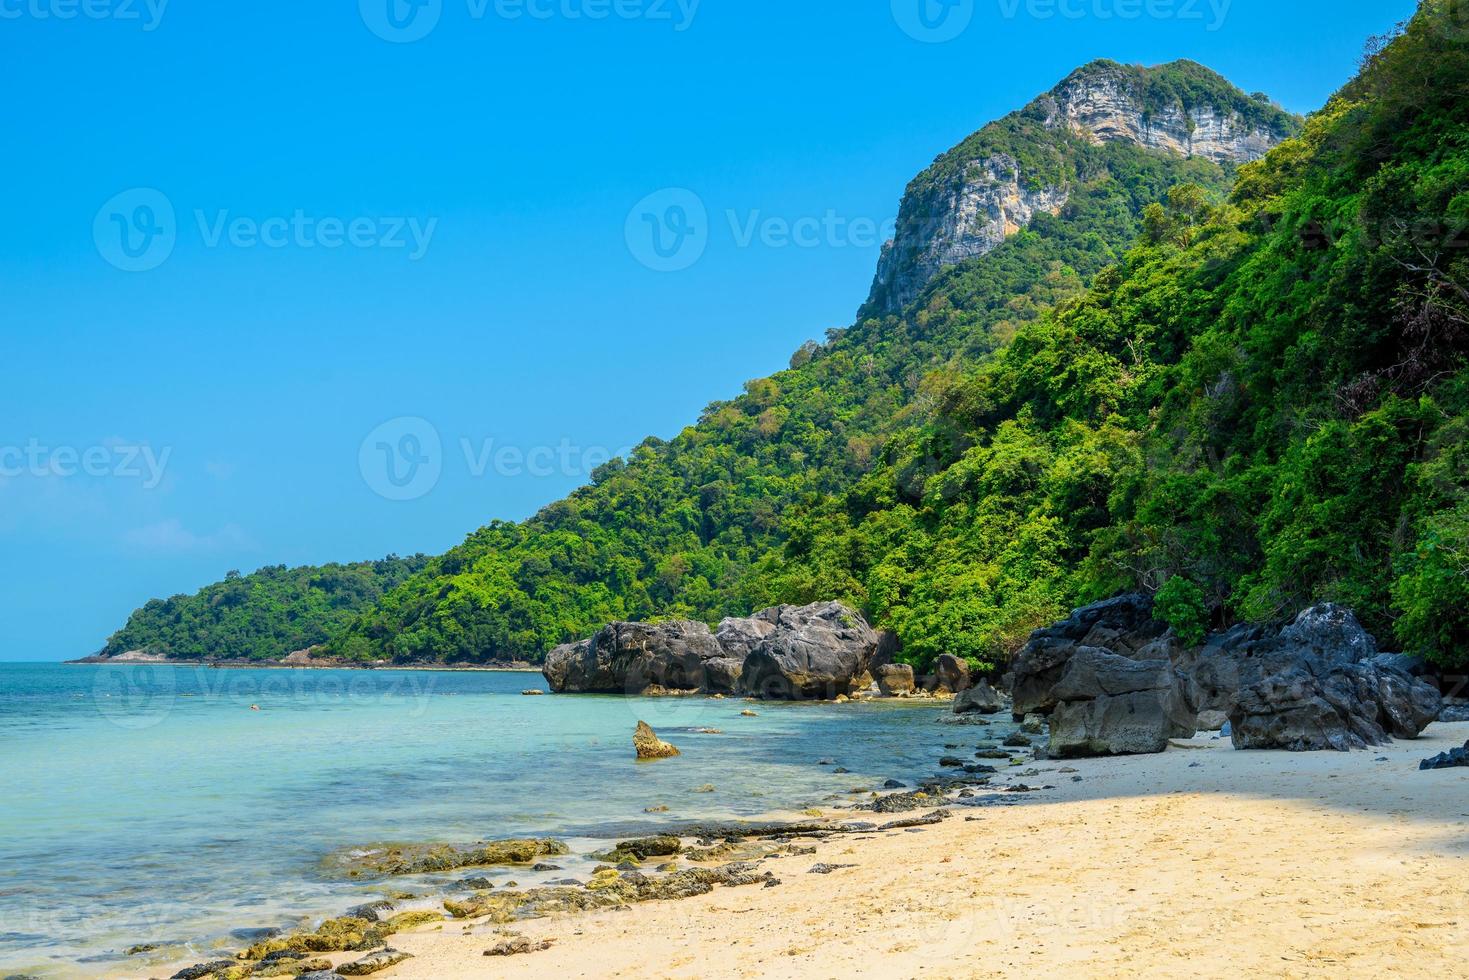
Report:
1175,604,1441,749
738,601,880,700
542,621,727,694
702,657,745,695
1007,594,1167,718
1005,597,1193,756
1046,648,1196,757
876,663,916,696
1230,657,1441,752
933,654,972,694
953,678,1004,715
715,615,778,660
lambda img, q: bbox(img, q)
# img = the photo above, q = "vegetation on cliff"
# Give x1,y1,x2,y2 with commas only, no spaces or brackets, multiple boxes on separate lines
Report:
102,4,1469,670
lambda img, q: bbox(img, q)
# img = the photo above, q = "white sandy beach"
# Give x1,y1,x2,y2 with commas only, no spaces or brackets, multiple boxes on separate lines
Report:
348,722,1469,979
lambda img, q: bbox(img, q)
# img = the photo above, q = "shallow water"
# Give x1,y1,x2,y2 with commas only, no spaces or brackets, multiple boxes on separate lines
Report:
0,662,983,977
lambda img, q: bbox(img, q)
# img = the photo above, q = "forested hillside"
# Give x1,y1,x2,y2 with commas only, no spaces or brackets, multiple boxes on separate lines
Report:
98,556,428,660
758,4,1469,668
97,11,1469,674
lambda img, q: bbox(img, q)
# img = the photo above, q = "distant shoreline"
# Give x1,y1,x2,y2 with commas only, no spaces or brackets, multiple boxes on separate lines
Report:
62,657,542,673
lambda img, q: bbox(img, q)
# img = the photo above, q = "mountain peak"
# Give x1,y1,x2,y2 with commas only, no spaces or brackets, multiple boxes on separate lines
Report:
864,61,1301,316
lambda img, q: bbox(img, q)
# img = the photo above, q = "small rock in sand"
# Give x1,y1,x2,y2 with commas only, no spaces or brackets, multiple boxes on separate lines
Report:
485,937,557,956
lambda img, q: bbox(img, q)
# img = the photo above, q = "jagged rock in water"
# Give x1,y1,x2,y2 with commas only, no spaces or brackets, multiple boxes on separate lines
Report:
633,721,680,760
953,678,1004,715
543,621,727,694
737,602,880,700
325,839,568,877
876,663,916,696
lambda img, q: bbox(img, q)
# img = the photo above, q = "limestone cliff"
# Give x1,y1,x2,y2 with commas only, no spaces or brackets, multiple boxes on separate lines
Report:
865,60,1301,316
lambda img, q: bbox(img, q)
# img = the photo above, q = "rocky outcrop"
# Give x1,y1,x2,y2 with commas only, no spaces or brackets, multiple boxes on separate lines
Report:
1021,596,1443,753
337,949,412,976
738,601,880,700
715,615,777,660
953,679,1004,715
1421,740,1469,770
1042,62,1285,165
933,654,972,693
1006,595,1192,756
1047,649,1196,757
865,60,1298,315
1230,658,1441,752
869,156,1069,313
633,721,680,760
702,657,745,695
542,620,726,694
876,663,916,696
1008,594,1166,718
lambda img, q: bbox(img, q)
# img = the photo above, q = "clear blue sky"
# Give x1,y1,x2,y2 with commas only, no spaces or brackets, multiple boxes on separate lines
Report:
1,0,1419,661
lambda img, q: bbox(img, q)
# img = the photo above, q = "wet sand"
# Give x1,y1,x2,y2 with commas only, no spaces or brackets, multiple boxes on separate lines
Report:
369,722,1469,979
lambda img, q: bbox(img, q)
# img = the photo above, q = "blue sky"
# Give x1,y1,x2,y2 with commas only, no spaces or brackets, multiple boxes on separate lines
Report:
0,0,1419,661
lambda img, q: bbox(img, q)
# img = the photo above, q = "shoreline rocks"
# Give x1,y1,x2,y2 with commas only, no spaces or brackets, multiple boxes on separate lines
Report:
953,679,1004,715
735,602,881,701
544,601,880,701
1007,596,1193,757
1010,595,1443,755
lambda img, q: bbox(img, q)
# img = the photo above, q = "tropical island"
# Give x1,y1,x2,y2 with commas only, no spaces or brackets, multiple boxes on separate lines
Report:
66,5,1469,978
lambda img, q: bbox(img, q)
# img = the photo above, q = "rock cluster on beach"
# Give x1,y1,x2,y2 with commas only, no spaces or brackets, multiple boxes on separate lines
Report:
544,601,882,700
1005,595,1444,756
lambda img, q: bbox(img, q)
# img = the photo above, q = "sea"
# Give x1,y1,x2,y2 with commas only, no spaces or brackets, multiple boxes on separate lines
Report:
0,662,984,977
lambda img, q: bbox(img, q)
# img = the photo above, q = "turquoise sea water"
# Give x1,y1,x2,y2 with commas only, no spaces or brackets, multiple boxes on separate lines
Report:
0,662,970,977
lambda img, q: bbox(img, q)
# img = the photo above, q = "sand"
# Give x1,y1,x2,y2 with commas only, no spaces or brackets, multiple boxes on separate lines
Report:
351,722,1469,979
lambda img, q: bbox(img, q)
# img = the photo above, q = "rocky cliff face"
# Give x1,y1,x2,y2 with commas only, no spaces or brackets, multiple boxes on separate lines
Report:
1041,63,1285,165
865,60,1299,316
869,155,1070,317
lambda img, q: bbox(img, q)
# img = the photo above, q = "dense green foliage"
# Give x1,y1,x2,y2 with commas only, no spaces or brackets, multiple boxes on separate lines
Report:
759,4,1469,668
100,556,429,660
324,109,1243,664
105,8,1469,669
